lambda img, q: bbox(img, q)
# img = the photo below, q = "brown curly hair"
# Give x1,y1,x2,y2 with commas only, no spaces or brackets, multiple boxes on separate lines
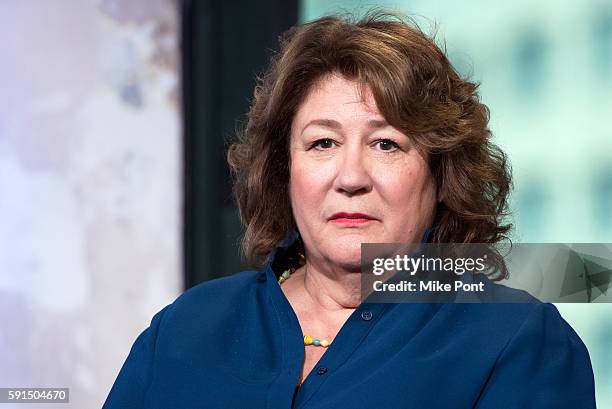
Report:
227,11,512,274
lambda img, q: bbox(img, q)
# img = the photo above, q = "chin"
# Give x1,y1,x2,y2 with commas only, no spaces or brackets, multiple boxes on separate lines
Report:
326,240,363,271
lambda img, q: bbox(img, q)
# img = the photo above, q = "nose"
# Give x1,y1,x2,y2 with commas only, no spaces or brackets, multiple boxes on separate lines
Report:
332,145,373,196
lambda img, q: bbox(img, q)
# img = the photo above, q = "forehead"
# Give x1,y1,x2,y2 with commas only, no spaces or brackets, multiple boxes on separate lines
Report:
292,73,384,128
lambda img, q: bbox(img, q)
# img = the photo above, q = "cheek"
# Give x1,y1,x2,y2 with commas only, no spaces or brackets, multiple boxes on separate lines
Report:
290,153,338,190
376,162,436,211
289,159,333,214
290,165,317,197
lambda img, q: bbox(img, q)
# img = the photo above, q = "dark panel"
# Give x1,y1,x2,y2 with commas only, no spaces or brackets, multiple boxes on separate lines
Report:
181,0,298,289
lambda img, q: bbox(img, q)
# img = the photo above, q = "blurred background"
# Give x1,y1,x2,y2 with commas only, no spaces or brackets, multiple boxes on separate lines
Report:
0,0,610,407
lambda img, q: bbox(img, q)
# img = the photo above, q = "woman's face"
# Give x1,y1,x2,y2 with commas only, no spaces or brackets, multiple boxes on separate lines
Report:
289,73,437,272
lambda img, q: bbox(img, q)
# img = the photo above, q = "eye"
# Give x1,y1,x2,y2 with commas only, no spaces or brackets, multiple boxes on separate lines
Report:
310,138,336,150
374,139,400,152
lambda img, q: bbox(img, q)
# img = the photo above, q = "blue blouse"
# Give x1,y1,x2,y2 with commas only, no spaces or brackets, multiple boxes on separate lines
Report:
103,243,596,408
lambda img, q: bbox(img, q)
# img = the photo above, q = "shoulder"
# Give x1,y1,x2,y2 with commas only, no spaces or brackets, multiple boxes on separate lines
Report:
176,270,263,307
500,302,592,360
434,300,591,368
158,269,266,328
471,303,595,407
102,269,272,408
447,301,586,346
469,277,590,352
134,268,275,370
433,302,595,407
128,270,268,348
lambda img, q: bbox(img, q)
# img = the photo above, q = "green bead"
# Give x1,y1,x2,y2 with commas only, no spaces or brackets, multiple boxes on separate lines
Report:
313,339,320,346
281,270,291,279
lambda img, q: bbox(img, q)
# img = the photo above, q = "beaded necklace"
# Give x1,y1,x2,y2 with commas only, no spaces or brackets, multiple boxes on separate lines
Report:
278,266,333,348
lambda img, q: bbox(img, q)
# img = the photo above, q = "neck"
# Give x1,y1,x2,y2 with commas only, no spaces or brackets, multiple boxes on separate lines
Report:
299,261,362,311
279,260,359,342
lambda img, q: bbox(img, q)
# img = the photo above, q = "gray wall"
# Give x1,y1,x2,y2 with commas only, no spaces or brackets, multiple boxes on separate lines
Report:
0,1,182,407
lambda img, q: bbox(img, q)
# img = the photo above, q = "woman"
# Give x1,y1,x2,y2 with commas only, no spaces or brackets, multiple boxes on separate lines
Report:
103,12,595,408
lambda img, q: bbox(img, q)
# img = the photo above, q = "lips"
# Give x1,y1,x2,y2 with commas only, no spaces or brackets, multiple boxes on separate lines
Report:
329,212,377,224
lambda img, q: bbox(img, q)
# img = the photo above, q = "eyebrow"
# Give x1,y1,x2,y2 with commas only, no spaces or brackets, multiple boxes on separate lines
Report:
300,118,389,135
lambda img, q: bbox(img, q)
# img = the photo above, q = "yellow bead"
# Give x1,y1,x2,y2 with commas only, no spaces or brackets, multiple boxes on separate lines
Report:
320,339,329,347
303,335,313,345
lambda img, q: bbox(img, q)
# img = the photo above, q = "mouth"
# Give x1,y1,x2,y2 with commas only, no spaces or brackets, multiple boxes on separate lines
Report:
328,212,377,225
